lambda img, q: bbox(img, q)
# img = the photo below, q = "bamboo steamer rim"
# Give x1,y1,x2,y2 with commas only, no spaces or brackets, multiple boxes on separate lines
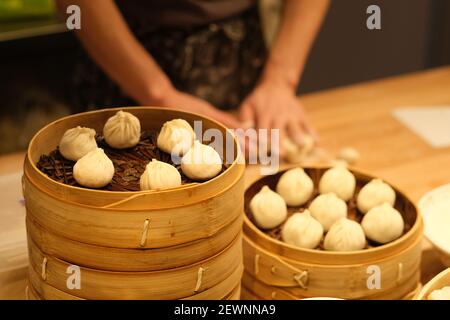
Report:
32,231,242,278
242,266,421,300
28,267,243,300
26,212,243,271
244,165,422,261
26,106,244,206
24,159,244,212
244,225,423,268
415,267,450,300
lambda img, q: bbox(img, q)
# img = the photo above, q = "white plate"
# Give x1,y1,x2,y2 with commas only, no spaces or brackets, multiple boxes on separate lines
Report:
419,184,450,266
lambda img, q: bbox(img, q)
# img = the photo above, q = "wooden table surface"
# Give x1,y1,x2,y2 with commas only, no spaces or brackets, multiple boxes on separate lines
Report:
1,66,450,299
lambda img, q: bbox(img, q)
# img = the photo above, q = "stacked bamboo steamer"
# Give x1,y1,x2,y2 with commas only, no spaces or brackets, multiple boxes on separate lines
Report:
242,167,423,300
23,107,245,300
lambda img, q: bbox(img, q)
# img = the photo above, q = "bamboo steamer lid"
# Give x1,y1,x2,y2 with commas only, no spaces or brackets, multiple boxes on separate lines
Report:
243,166,423,300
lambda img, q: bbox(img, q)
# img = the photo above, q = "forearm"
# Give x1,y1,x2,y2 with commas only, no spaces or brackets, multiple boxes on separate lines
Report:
261,0,330,90
55,0,172,104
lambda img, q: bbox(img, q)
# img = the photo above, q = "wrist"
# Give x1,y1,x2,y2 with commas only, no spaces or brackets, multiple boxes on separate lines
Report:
141,77,174,106
260,59,300,92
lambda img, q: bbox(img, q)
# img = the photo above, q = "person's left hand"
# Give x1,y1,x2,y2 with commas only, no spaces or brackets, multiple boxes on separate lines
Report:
238,79,317,156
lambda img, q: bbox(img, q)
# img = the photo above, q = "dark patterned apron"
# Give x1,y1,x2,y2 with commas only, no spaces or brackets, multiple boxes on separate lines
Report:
71,6,266,112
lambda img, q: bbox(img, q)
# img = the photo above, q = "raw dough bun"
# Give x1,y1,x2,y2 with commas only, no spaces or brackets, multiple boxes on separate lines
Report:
309,193,348,231
361,203,404,244
157,119,195,156
319,166,356,201
59,126,97,161
282,135,314,163
428,286,450,300
103,111,141,149
181,141,222,180
73,148,114,188
250,185,287,229
140,159,181,191
337,147,360,165
282,210,323,249
357,179,396,214
324,218,366,251
276,167,313,206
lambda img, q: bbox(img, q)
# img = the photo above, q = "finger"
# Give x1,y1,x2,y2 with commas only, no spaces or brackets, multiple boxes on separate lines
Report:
272,116,288,158
256,109,272,150
212,110,242,129
238,101,255,129
297,107,320,143
302,120,320,143
288,120,307,147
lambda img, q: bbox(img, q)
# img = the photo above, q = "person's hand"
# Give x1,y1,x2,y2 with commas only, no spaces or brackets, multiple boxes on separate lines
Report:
238,79,317,156
153,87,241,129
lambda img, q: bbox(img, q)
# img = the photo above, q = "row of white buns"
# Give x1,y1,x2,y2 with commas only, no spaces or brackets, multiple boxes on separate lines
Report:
57,111,222,189
250,166,405,251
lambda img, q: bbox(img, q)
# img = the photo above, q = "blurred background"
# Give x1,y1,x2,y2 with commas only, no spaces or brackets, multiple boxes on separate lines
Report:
0,0,449,155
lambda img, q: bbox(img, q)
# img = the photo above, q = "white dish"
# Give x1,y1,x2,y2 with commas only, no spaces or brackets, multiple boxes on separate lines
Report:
419,184,450,266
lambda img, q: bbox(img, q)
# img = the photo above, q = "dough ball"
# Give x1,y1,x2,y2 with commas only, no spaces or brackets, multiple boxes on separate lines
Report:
73,148,114,188
250,185,287,229
282,210,323,249
157,119,195,156
282,135,315,164
319,166,356,201
140,159,181,191
361,203,404,244
181,141,222,180
59,126,97,161
276,167,314,206
324,218,366,251
337,147,360,165
357,179,396,214
309,193,348,231
103,111,141,149
428,287,450,300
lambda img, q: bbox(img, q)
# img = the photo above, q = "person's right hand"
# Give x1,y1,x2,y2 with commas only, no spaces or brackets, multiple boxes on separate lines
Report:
154,88,241,129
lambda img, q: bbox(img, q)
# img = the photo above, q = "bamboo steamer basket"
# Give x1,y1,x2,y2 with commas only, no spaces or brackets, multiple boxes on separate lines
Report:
26,282,242,301
23,107,245,299
26,214,243,272
415,268,450,300
243,166,423,300
27,233,242,300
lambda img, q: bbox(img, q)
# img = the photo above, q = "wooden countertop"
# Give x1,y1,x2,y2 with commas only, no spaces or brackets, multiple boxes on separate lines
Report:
1,66,450,299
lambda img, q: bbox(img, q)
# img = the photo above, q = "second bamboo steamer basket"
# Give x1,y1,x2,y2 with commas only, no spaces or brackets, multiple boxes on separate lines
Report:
23,107,245,299
414,268,450,300
242,166,423,300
